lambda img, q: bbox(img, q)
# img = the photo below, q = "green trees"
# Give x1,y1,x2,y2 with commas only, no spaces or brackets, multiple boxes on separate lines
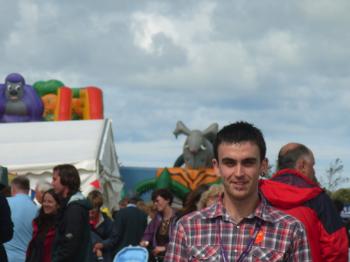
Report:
332,188,350,204
320,158,348,192
318,158,350,204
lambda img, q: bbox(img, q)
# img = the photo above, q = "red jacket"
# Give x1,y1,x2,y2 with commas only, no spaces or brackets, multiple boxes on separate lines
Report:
26,220,56,262
260,169,348,262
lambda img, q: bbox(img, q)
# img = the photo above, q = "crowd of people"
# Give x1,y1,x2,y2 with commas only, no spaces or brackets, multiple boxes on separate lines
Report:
0,121,349,261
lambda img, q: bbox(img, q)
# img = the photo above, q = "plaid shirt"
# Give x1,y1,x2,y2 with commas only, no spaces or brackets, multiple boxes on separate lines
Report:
165,194,311,262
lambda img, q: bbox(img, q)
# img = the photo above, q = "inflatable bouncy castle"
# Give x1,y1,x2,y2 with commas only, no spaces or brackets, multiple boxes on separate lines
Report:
0,73,104,123
34,80,103,121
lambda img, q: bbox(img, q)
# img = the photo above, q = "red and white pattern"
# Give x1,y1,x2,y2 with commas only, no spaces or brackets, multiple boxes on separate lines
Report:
165,194,311,262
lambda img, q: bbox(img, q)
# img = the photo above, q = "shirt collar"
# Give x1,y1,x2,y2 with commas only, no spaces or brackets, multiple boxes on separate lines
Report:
205,191,274,223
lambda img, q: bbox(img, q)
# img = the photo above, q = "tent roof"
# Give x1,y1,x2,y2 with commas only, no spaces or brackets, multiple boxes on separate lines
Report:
0,119,109,174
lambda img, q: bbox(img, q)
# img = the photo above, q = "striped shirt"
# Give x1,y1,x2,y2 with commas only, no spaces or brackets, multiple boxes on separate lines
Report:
165,194,311,262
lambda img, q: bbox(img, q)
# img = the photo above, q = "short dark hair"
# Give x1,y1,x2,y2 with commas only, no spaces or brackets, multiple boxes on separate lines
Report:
11,176,30,192
128,194,141,204
278,144,311,170
214,121,266,161
53,164,80,194
151,188,173,205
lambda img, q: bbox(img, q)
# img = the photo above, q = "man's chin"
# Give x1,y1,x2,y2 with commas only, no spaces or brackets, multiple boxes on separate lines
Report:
224,188,250,200
230,192,249,201
229,184,248,194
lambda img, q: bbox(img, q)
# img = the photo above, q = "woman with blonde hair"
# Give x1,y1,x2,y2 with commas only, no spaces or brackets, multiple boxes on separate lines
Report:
197,184,223,209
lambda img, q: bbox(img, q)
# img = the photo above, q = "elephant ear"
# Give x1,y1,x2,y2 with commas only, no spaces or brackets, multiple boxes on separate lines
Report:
202,123,219,143
173,121,191,138
174,154,184,167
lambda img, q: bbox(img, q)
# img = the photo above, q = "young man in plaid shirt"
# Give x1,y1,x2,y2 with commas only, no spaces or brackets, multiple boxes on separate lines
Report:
165,121,311,262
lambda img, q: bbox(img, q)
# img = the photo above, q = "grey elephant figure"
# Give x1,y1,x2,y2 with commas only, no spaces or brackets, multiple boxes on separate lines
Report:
173,121,219,169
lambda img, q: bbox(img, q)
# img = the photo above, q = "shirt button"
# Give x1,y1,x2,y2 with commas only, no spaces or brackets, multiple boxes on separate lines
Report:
234,249,237,253
236,225,240,229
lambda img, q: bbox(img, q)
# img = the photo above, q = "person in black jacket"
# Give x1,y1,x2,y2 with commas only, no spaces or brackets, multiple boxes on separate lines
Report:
51,164,92,262
113,195,148,254
0,191,13,262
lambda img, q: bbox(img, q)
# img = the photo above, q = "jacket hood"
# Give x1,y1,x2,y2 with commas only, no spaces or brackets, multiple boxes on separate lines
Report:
259,169,323,209
67,191,92,210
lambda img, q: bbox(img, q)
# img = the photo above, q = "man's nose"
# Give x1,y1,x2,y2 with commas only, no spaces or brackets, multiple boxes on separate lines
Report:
234,164,244,177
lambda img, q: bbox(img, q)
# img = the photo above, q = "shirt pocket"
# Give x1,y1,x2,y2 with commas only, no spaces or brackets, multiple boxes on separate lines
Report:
189,245,221,262
248,246,285,262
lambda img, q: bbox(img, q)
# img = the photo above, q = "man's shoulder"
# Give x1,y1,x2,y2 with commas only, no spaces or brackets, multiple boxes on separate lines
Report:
7,194,25,202
8,194,36,208
117,206,147,218
67,192,91,210
131,207,148,217
177,206,214,226
265,203,304,229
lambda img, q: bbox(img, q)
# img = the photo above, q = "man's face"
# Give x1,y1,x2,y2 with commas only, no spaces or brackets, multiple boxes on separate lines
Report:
213,141,267,203
35,186,44,204
51,171,67,197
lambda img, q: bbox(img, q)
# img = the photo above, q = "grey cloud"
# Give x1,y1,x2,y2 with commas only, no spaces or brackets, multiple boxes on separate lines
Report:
0,0,349,181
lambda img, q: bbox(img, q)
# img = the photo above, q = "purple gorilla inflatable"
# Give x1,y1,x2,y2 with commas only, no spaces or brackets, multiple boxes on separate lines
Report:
0,73,44,122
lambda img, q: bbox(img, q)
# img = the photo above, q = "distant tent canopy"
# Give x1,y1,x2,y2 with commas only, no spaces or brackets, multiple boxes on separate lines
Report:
0,119,123,211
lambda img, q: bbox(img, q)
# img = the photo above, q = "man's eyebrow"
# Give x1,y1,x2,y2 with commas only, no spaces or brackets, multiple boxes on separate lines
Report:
221,157,258,163
242,157,258,162
221,157,236,162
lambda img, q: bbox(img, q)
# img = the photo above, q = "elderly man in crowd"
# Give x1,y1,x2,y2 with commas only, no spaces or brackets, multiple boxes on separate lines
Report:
5,176,37,262
260,143,348,261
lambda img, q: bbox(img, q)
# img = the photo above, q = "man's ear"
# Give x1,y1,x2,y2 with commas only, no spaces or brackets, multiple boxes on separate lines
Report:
260,158,268,176
212,158,220,177
295,158,304,173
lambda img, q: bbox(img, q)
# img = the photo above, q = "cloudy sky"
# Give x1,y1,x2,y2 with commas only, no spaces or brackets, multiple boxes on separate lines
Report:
1,0,349,187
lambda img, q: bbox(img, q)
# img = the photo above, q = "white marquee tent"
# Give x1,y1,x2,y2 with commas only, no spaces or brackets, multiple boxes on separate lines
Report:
0,119,123,211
